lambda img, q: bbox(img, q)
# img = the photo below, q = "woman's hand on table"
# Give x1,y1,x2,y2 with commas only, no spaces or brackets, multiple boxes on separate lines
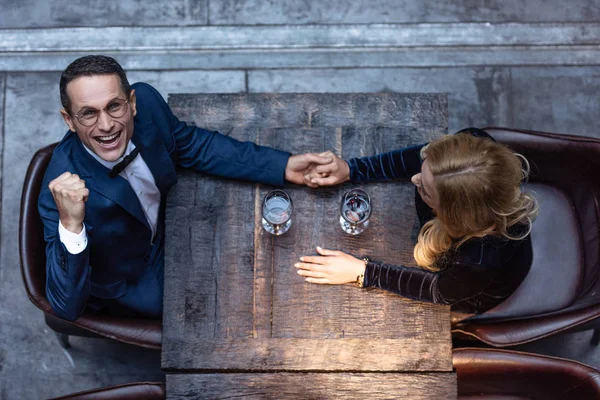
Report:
295,246,366,285
303,152,350,187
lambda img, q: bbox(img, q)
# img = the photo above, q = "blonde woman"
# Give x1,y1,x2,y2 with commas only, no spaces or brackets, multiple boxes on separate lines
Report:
296,128,538,314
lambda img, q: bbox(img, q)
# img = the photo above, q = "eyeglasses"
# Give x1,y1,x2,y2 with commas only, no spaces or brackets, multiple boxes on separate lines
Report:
74,99,130,126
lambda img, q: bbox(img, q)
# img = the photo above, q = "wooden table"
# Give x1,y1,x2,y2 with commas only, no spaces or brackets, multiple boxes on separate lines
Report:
163,93,456,399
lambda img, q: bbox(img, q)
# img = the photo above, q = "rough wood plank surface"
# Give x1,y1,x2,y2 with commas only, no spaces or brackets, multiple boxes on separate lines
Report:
163,93,450,374
163,131,259,342
166,373,457,400
166,93,447,133
162,338,451,371
258,125,448,342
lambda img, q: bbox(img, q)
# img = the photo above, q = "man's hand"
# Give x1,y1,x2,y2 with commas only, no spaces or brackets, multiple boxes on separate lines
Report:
48,172,89,234
303,152,350,187
285,152,334,187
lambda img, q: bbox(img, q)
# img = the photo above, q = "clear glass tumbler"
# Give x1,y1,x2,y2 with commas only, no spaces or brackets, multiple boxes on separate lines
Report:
261,189,293,235
339,188,372,235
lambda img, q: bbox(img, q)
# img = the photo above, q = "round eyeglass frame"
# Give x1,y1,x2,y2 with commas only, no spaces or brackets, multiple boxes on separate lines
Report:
74,99,130,126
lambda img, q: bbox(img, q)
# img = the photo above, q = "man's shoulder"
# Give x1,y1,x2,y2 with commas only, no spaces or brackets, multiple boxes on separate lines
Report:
131,82,170,121
131,81,158,96
44,132,78,181
131,82,164,107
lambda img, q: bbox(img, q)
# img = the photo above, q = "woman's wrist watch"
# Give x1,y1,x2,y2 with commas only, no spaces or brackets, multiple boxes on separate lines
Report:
356,257,369,288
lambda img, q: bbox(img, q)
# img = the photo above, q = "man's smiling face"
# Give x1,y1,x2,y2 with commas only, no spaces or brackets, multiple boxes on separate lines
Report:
61,74,137,162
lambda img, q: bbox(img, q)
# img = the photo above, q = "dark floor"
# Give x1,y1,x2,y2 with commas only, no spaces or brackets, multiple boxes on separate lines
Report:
1,0,600,398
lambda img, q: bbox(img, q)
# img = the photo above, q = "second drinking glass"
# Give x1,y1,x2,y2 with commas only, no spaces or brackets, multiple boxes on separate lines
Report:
339,188,372,235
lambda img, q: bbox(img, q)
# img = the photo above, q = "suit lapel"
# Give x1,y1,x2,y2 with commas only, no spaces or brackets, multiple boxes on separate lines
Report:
71,135,150,229
131,120,177,195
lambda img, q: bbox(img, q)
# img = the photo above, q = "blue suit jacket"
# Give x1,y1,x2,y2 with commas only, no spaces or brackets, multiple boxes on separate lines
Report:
39,82,290,320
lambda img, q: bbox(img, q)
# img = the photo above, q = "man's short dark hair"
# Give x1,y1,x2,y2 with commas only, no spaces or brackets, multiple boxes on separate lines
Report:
60,55,131,114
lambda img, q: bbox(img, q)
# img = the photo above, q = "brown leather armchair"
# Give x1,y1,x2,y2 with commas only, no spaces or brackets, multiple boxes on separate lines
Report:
452,128,600,347
454,348,600,399
19,143,162,349
48,382,165,400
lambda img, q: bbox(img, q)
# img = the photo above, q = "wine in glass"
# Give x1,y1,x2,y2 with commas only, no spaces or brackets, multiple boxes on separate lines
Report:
339,188,372,235
262,190,293,235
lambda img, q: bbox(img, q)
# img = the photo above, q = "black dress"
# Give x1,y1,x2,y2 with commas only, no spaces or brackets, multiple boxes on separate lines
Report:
347,129,532,314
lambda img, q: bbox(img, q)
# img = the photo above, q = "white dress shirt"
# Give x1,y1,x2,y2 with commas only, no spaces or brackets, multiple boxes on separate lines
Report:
59,140,161,254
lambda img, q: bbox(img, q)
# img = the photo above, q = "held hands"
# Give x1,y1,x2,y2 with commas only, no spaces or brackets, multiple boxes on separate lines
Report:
48,172,89,234
285,152,333,187
303,152,350,187
295,246,366,285
285,151,350,188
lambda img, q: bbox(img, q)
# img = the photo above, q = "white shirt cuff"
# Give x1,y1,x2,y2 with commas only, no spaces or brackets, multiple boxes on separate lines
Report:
58,220,88,255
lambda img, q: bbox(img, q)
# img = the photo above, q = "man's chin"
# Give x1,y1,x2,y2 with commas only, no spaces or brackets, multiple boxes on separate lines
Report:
94,145,126,162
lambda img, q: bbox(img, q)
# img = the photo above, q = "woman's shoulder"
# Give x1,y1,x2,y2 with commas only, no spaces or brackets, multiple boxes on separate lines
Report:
451,224,530,267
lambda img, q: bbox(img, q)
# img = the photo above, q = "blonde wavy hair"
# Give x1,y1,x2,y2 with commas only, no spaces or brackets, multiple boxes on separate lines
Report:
413,132,538,271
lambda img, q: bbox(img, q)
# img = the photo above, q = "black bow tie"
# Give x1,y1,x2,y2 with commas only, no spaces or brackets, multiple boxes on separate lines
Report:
109,146,141,178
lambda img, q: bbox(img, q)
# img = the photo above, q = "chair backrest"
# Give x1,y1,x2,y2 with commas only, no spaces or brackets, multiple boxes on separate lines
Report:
487,128,600,300
19,142,57,313
48,382,165,400
462,128,600,323
466,182,583,322
454,348,600,399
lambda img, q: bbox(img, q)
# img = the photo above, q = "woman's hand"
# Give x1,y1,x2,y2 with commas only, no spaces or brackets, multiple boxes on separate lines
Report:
285,152,333,188
295,246,366,285
302,152,351,187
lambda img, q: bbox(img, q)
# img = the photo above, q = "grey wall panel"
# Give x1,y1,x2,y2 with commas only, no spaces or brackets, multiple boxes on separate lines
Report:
509,66,600,136
0,0,207,28
248,67,511,136
209,0,600,25
3,24,599,52
2,23,599,73
3,0,599,28
0,73,4,200
126,70,246,99
0,74,4,262
2,46,600,72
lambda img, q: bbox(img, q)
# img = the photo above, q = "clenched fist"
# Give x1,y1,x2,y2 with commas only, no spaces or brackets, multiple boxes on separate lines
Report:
48,172,89,234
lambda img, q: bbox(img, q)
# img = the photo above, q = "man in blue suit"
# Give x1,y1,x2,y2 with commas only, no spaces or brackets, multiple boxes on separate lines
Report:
38,55,333,321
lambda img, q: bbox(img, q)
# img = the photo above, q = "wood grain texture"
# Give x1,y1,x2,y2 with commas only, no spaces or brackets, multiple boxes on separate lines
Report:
166,93,447,134
163,93,450,376
162,338,451,371
166,373,457,400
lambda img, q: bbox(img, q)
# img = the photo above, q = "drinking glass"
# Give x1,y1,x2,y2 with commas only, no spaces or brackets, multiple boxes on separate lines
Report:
339,188,372,235
261,190,293,235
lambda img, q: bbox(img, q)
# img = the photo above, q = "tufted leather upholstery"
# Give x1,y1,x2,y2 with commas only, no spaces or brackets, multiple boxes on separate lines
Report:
454,348,600,399
19,143,162,349
452,128,600,347
48,382,165,400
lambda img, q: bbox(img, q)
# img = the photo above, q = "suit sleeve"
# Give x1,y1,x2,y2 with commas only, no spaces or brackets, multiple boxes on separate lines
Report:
347,143,428,183
143,84,291,186
38,186,91,321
